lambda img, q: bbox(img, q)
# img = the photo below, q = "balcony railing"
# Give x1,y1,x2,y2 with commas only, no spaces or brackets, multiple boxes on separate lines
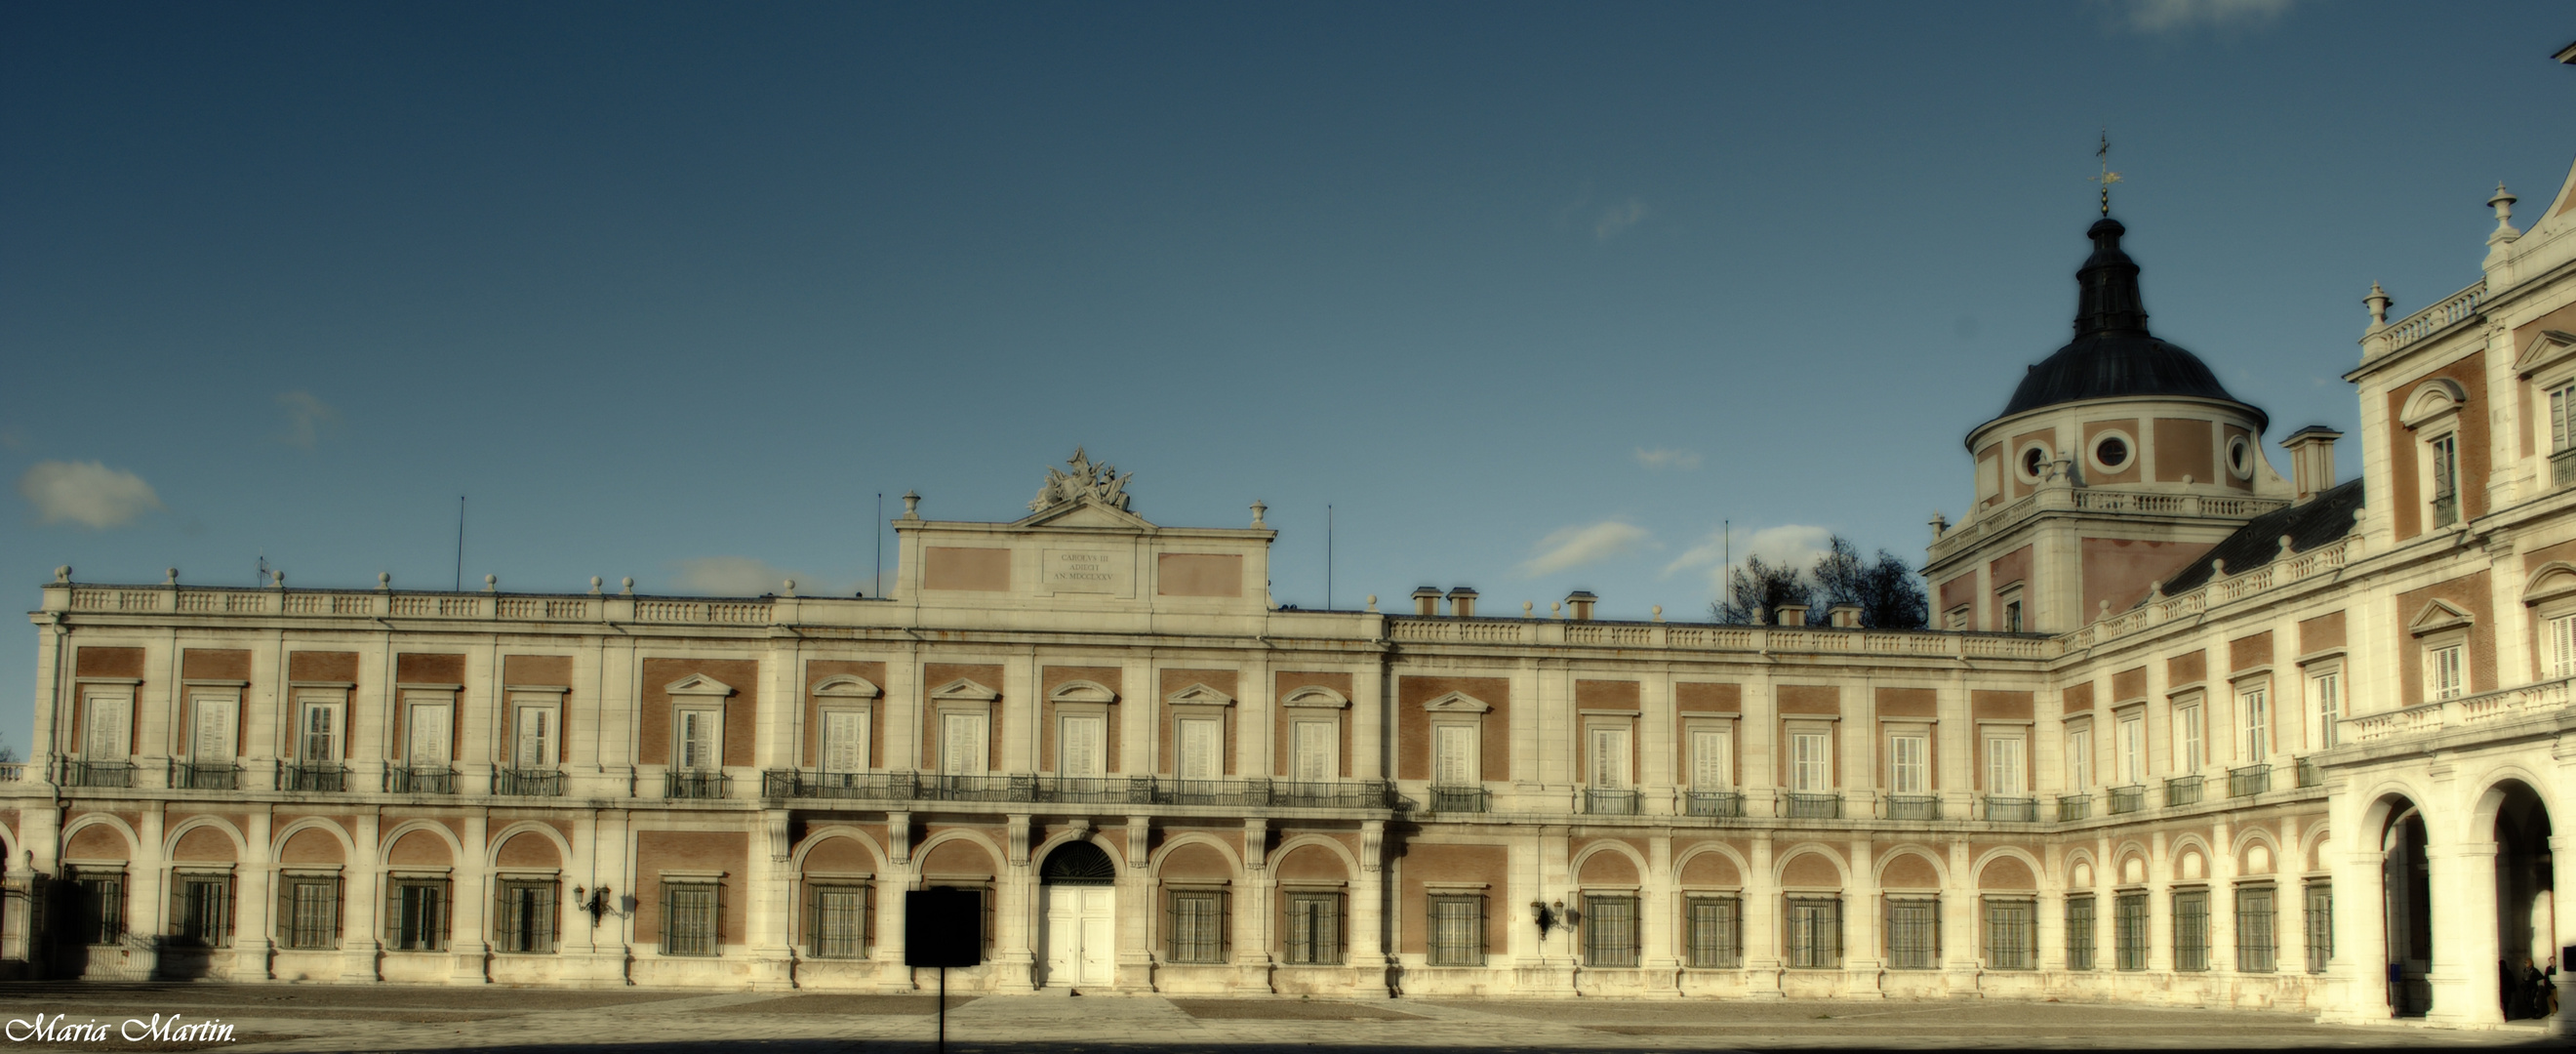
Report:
2555,448,2576,489
1884,794,1942,821
56,759,135,788
1982,795,2038,823
1782,792,1842,820
2107,785,2146,815
493,767,566,797
2164,775,2205,808
757,770,1398,810
665,770,731,799
1268,780,1398,809
1685,790,1745,818
2296,757,2322,789
1585,789,1641,816
2056,793,2092,822
1429,785,1489,814
2432,492,2459,528
276,761,347,792
2229,765,2271,797
383,764,457,794
167,759,240,790
0,762,22,782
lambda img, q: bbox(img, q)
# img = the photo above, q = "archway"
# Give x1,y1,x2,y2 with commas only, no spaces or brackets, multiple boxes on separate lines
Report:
2489,781,2556,1021
1037,840,1116,989
2383,800,2432,1018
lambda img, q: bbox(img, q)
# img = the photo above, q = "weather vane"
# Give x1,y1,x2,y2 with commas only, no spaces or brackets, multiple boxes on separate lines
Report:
2092,131,2122,217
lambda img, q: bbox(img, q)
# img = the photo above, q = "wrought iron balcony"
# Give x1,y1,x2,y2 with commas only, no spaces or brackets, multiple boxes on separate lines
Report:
493,767,566,796
2106,785,2146,814
1584,789,1641,816
2432,492,2459,528
2296,757,2323,789
756,770,1398,810
762,769,912,800
1782,791,1842,820
1884,794,1941,821
1267,780,1398,809
2228,765,2271,797
2055,793,2092,822
2164,775,2205,807
56,759,135,788
665,770,731,799
1685,790,1744,818
276,760,347,792
383,764,457,794
168,759,239,790
1982,795,2038,823
1429,785,1489,814
2556,448,2576,489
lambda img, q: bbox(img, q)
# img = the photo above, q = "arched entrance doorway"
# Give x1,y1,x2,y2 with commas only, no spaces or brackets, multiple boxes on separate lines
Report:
2490,781,2556,1021
1038,840,1116,989
2383,800,2432,1018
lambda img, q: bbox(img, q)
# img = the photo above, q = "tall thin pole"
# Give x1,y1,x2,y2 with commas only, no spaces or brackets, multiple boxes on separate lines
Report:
456,496,466,592
875,492,884,598
1326,505,1334,611
1722,518,1730,616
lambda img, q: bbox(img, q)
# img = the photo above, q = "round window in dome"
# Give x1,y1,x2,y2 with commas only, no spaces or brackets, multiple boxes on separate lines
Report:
2227,435,2255,480
2018,444,2050,483
2091,432,2131,474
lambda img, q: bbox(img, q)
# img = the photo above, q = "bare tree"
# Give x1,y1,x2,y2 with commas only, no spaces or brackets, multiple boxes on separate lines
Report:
1711,536,1927,628
1710,553,1811,625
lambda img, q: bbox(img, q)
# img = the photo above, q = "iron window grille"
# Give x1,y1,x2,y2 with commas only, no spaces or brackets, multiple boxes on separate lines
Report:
808,883,873,960
1165,888,1229,964
2172,889,2210,972
1985,898,2036,970
1784,896,1842,970
1782,792,1842,820
1884,794,1942,821
2164,776,2204,808
2064,894,2096,971
70,870,125,946
169,872,233,948
2229,765,2271,797
2302,882,2332,974
497,878,559,953
384,764,458,794
2113,892,2150,971
384,877,447,952
1583,894,1640,967
1685,896,1742,968
2106,785,2146,814
1685,790,1745,818
662,882,720,956
1982,796,2038,823
1885,898,1941,970
277,874,340,951
1427,894,1485,966
2235,885,2276,973
1283,892,1345,965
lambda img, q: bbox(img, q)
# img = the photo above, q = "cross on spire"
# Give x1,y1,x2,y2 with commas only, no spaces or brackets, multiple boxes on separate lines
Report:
2092,131,2123,217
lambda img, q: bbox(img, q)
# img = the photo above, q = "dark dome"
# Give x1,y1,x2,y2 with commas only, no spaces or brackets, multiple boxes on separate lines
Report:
1995,219,2263,428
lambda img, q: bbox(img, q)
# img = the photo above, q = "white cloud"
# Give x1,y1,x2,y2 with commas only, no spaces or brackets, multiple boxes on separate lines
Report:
1593,197,1647,241
1662,523,1835,592
1518,521,1653,577
2116,0,2292,35
277,390,340,449
1633,447,1702,471
19,460,165,529
673,556,829,596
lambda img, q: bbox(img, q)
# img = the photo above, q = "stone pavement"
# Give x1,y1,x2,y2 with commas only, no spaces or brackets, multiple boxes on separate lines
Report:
0,983,2558,1053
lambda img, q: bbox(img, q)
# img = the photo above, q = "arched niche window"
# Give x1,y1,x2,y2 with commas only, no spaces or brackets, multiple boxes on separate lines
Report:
2399,378,2469,530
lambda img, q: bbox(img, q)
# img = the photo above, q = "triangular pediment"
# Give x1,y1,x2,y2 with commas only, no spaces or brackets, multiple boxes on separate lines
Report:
1049,679,1117,704
1281,685,1350,709
930,677,1000,702
1165,682,1233,707
1013,497,1156,531
664,673,737,698
2406,598,2473,635
1422,690,1491,713
812,674,882,699
2514,329,2576,378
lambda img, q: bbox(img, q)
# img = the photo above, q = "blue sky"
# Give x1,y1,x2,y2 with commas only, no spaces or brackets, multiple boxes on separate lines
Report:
4,1,2572,751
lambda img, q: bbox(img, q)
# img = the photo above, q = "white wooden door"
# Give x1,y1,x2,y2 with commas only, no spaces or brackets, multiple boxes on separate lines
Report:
1042,885,1116,987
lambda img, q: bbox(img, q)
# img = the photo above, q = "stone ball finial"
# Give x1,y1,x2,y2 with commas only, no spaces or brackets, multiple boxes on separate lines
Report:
622,576,635,595
783,579,796,598
379,572,391,589
1652,605,1664,622
165,568,179,585
54,565,70,584
1523,601,1534,619
1365,594,1378,613
272,570,286,588
483,573,497,591
589,576,603,594
1550,601,1563,619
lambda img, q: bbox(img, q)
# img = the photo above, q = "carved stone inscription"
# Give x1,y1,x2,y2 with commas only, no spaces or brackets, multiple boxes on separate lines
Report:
1043,548,1133,596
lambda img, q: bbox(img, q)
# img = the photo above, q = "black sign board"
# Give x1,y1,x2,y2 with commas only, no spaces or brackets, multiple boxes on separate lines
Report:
905,887,984,968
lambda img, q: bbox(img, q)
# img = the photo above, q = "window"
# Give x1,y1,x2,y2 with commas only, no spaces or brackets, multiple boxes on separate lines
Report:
2302,882,2332,974
2237,685,2270,762
298,699,342,764
941,711,988,776
662,882,719,956
170,872,232,948
1785,897,1842,969
2429,432,2458,500
1431,724,1477,786
188,693,235,761
675,708,719,771
1986,733,2027,795
1790,731,1831,791
1175,716,1223,782
1059,714,1106,779
71,870,124,946
2550,381,2576,454
277,874,339,950
1888,733,1928,795
1427,895,1484,966
1165,888,1228,963
2020,445,2048,481
1885,898,1940,970
821,709,868,773
384,878,446,952
2065,894,2096,971
1588,727,1631,789
2116,714,2145,786
1985,898,2035,970
2227,435,2255,479
82,692,131,759
2113,892,2149,971
2427,641,2466,701
2550,615,2576,681
1689,728,1733,789
1291,720,1336,782
2091,431,2131,472
406,697,452,765
2306,669,2341,750
2066,727,2092,790
497,878,558,953
2174,703,2204,773
2002,599,2024,633
1946,606,1971,631
1684,896,1741,968
1283,891,1343,965
514,701,559,769
808,883,872,959
2235,885,2276,973
1583,894,1639,967
2172,889,2209,971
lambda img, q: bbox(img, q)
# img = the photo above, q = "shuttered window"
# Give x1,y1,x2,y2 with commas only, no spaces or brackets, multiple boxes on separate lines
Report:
498,879,558,953
941,712,988,776
1589,728,1631,789
1583,895,1639,967
2307,671,2341,750
1689,729,1732,789
2551,616,2576,681
1283,892,1343,965
808,883,871,959
1177,717,1223,782
1292,720,1337,782
407,700,452,764
1166,889,1228,963
190,695,235,761
2429,643,2466,700
1428,895,1485,966
83,694,131,759
1790,732,1831,791
73,872,124,946
1432,725,1476,786
663,882,719,956
385,878,447,952
1986,735,2026,795
823,710,867,773
1060,714,1105,778
2553,384,2576,453
2237,686,2271,761
278,875,340,950
1685,896,1741,968
1889,734,1928,794
516,705,556,768
300,701,341,763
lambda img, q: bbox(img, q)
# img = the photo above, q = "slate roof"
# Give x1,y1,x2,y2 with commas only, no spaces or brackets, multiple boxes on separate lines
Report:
1998,218,2263,428
2150,478,2366,599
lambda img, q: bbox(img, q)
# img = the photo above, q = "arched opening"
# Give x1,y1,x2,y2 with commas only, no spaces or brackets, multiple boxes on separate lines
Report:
1037,840,1115,989
2383,800,2432,1018
2491,781,2556,1021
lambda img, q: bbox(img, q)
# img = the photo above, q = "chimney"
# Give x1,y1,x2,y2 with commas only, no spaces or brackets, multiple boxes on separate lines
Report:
2281,426,2342,503
1564,590,1597,621
1446,587,1477,619
1411,587,1441,617
1829,603,1863,628
1775,603,1808,627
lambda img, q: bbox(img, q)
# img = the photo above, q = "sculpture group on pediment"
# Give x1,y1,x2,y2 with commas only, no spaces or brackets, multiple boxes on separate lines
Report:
1029,447,1134,513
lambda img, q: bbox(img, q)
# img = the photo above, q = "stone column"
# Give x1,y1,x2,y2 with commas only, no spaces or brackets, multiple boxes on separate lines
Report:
132,808,165,980
1351,820,1386,980
1844,836,1883,997
1642,833,1678,993
998,814,1037,991
2038,841,2067,974
337,810,380,982
232,811,274,982
448,812,488,984
2551,833,2573,1037
1236,818,1271,993
2426,841,2503,1026
1115,816,1153,992
2210,818,2238,985
878,812,912,987
747,810,793,989
1943,837,1978,994
1744,832,1782,997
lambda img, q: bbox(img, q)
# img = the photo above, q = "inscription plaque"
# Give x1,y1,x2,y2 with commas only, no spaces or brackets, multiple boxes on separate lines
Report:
1042,548,1133,596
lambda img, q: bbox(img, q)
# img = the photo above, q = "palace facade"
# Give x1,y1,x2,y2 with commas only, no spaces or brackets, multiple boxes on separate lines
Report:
3,145,2574,1030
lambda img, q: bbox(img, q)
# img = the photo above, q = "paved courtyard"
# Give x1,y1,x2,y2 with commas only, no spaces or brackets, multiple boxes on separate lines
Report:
0,983,2559,1053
